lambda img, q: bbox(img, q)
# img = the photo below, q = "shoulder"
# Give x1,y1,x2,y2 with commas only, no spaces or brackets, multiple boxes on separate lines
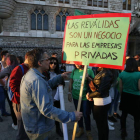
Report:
21,63,28,69
25,69,45,83
72,69,78,73
87,68,93,72
87,68,94,75
72,69,75,72
11,65,22,74
134,72,140,76
119,71,127,78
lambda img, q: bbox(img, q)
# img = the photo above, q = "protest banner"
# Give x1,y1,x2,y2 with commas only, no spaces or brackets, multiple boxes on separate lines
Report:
62,13,131,70
61,13,131,140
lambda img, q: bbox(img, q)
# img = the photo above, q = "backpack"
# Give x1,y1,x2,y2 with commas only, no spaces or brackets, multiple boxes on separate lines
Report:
7,65,24,101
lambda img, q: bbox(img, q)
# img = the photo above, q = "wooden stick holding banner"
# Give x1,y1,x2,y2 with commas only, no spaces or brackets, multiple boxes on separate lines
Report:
58,85,68,140
72,65,87,140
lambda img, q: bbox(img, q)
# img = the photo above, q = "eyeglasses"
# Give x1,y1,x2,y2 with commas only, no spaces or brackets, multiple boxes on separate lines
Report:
40,57,50,61
50,62,57,65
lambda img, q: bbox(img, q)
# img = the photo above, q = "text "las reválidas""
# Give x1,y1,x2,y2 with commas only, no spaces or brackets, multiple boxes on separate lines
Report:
68,19,122,39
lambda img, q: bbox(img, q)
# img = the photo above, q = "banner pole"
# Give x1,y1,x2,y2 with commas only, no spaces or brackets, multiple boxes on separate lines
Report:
72,65,87,140
58,85,69,140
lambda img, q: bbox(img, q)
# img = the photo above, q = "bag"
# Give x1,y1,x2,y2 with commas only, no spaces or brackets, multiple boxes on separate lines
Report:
7,65,24,101
13,103,22,120
89,80,97,92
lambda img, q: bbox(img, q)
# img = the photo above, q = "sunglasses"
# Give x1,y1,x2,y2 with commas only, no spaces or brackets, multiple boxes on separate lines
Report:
50,62,57,65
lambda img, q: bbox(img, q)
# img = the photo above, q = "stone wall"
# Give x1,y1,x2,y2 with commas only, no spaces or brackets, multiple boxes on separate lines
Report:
3,0,137,33
2,4,60,33
109,0,122,11
2,2,110,33
71,0,87,7
0,36,63,62
0,36,63,47
1,0,140,58
15,0,137,12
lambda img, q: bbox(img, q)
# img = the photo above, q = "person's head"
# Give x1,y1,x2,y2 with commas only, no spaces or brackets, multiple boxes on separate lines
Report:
134,55,139,61
28,48,50,71
6,55,18,67
24,51,33,65
17,56,24,64
51,52,58,58
1,50,9,61
49,57,59,74
125,58,138,72
75,64,84,70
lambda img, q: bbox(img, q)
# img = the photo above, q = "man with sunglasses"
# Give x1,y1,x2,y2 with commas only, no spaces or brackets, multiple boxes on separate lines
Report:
20,48,83,140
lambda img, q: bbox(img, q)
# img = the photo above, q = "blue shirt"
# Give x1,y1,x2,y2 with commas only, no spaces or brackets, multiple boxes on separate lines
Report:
20,68,75,135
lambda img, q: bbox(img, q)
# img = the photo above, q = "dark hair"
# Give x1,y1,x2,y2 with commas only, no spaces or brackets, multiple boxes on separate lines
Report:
1,50,8,58
74,64,84,70
52,52,58,55
7,55,19,67
17,56,24,64
125,58,138,72
25,51,32,57
49,57,60,74
28,48,45,68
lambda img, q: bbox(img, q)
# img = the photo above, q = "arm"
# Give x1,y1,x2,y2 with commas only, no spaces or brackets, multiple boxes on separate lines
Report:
89,71,111,98
32,79,76,123
89,91,101,98
48,72,71,88
48,74,63,89
10,66,23,104
86,69,94,82
86,75,92,82
0,67,11,79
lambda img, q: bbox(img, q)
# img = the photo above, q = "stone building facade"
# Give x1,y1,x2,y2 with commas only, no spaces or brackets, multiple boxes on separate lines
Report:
0,0,140,60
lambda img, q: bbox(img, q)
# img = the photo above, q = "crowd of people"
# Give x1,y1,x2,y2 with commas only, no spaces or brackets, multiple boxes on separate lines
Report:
0,48,140,140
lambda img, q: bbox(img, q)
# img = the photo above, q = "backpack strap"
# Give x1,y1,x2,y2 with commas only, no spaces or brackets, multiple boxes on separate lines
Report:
19,65,24,75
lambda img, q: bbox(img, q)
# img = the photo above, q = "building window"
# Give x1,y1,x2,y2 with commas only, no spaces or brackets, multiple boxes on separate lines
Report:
56,11,69,31
31,9,48,30
87,0,108,8
123,0,131,10
58,0,69,4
